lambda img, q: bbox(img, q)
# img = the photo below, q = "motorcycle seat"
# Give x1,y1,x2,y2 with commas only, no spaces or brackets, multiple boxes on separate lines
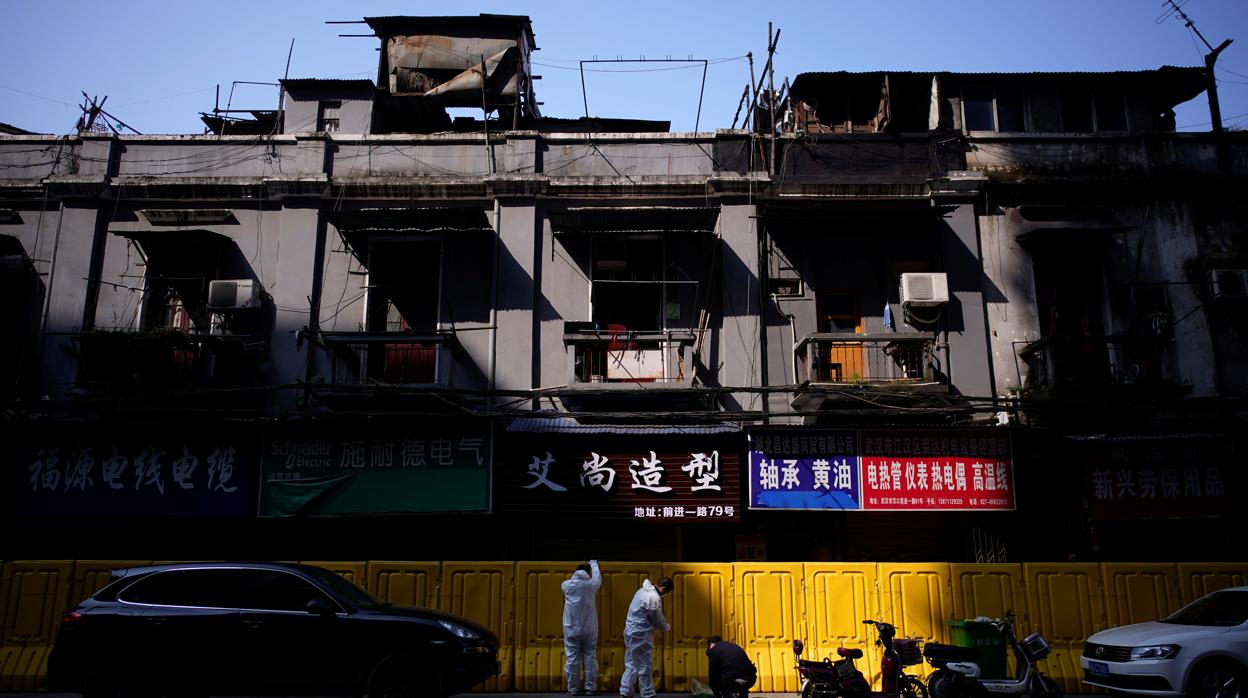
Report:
837,647,864,659
923,643,979,661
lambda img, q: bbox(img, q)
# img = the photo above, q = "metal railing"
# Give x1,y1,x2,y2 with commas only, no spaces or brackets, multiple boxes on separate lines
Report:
320,331,455,386
1014,335,1169,392
563,329,696,385
795,333,939,385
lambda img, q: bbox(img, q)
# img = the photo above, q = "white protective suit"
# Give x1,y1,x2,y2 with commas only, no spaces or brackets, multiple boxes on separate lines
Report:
620,578,670,698
562,560,602,694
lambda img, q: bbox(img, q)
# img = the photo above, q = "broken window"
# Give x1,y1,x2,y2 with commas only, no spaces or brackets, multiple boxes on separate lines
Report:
996,87,1027,131
1060,88,1094,132
962,86,996,131
592,237,665,331
1093,91,1128,131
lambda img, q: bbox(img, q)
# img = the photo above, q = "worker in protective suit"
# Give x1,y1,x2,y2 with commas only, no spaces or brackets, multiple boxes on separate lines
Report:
619,576,673,698
562,560,602,696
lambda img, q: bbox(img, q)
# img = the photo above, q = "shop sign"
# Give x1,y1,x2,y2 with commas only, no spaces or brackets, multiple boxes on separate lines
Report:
748,429,1014,512
1084,436,1236,520
14,438,250,517
259,424,492,516
501,439,740,522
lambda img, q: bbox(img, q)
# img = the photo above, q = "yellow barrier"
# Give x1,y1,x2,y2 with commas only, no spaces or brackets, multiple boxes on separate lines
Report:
0,560,72,691
734,563,804,693
514,561,578,692
4,560,1248,693
441,562,515,691
803,564,881,685
1023,563,1104,694
661,563,734,693
366,561,441,608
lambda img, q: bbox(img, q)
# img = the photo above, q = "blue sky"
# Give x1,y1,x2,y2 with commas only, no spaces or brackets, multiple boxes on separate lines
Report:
1,0,1245,134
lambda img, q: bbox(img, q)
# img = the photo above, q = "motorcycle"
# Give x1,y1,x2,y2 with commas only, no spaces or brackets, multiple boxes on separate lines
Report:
792,620,928,698
924,612,1062,698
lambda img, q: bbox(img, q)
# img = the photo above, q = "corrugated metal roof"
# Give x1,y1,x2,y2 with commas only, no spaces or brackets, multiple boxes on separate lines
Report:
507,415,740,435
794,67,1203,79
281,79,375,87
362,15,535,43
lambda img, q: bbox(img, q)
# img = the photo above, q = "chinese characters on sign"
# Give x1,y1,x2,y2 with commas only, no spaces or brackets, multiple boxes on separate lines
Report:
259,426,493,516
504,442,739,522
749,429,1015,512
17,441,248,517
1084,437,1235,520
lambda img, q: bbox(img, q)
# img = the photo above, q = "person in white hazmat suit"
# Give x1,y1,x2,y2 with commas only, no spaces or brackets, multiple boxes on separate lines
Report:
619,576,673,698
562,560,602,695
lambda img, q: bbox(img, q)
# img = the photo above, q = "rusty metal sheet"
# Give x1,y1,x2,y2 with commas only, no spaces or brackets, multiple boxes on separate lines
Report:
388,36,517,71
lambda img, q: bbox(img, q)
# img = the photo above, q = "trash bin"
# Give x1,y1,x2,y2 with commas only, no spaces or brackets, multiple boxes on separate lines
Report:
947,620,1008,679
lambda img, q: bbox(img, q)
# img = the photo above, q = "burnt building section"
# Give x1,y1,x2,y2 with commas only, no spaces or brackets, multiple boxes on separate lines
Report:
1,15,1245,565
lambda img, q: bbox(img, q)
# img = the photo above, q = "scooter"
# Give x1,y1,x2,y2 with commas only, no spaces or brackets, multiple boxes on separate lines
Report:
924,612,1062,698
792,620,928,698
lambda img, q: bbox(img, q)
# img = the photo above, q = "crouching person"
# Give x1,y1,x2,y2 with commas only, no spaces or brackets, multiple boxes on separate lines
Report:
706,634,756,698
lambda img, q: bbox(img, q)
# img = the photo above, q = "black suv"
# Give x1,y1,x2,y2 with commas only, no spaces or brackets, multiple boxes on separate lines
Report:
47,562,498,698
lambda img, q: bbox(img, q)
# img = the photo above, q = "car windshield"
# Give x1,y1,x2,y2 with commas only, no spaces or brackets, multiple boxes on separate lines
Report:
300,567,385,609
1161,590,1248,626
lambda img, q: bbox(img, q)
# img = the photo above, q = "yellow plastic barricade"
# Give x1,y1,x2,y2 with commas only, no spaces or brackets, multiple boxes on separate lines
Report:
366,562,440,608
734,563,805,693
1022,563,1104,694
1100,563,1181,627
661,563,734,693
0,561,72,691
441,562,515,692
877,564,953,687
299,561,369,589
803,564,881,685
1176,563,1248,605
597,562,664,693
949,564,1026,623
515,561,580,692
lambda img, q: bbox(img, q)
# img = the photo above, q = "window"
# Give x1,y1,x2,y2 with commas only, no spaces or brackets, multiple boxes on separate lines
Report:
1059,89,1094,132
232,570,336,612
317,101,342,133
366,240,441,333
963,86,1028,132
1093,91,1128,131
119,569,245,608
592,237,665,331
817,291,861,333
962,86,996,131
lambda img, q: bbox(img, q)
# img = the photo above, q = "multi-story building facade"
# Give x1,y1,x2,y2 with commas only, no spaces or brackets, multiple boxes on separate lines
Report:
2,15,1244,564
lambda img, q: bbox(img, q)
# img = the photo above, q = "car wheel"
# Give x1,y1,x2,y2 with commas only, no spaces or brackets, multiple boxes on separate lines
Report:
1188,660,1246,698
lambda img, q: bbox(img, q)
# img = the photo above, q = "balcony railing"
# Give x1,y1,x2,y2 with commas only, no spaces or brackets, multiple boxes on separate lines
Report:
320,331,455,386
1015,334,1170,394
795,333,940,386
74,328,264,394
564,328,696,386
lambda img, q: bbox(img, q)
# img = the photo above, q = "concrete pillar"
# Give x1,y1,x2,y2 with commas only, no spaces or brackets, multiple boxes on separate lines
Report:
268,201,322,409
718,201,762,410
493,198,539,392
39,201,104,398
940,202,995,398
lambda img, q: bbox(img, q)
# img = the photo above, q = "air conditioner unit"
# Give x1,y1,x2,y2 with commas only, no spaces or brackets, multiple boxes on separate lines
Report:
207,279,262,310
900,272,949,308
1210,268,1248,299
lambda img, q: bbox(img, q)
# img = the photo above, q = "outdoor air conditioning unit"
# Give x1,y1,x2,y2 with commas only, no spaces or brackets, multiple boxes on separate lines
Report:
1210,268,1248,299
900,272,949,308
207,279,262,310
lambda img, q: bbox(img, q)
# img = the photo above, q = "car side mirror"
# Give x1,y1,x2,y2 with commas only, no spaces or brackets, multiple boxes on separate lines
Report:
306,598,335,617
793,639,804,657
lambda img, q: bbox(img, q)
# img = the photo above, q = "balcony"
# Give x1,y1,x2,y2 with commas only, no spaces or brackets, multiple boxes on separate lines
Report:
1014,334,1179,397
73,328,262,398
795,333,943,387
564,327,697,388
320,331,457,387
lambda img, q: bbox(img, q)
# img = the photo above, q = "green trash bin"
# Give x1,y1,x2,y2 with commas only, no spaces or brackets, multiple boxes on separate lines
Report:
947,620,1008,679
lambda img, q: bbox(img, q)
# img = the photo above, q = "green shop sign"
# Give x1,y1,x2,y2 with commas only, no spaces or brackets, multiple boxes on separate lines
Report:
259,425,491,516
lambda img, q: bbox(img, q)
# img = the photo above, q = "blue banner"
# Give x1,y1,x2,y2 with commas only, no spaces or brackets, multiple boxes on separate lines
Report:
748,430,861,510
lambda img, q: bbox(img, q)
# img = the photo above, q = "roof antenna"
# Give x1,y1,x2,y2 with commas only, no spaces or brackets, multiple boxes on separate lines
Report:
1160,0,1232,136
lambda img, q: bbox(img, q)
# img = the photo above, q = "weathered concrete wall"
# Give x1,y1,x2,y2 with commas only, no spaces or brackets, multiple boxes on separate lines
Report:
717,202,760,410
493,199,537,392
939,203,995,398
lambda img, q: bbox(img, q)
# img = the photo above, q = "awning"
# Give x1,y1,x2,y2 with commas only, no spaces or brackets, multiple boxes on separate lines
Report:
549,207,718,234
326,207,493,235
507,414,739,435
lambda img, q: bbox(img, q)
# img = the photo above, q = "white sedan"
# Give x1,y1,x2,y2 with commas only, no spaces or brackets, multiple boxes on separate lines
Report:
1081,586,1248,698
